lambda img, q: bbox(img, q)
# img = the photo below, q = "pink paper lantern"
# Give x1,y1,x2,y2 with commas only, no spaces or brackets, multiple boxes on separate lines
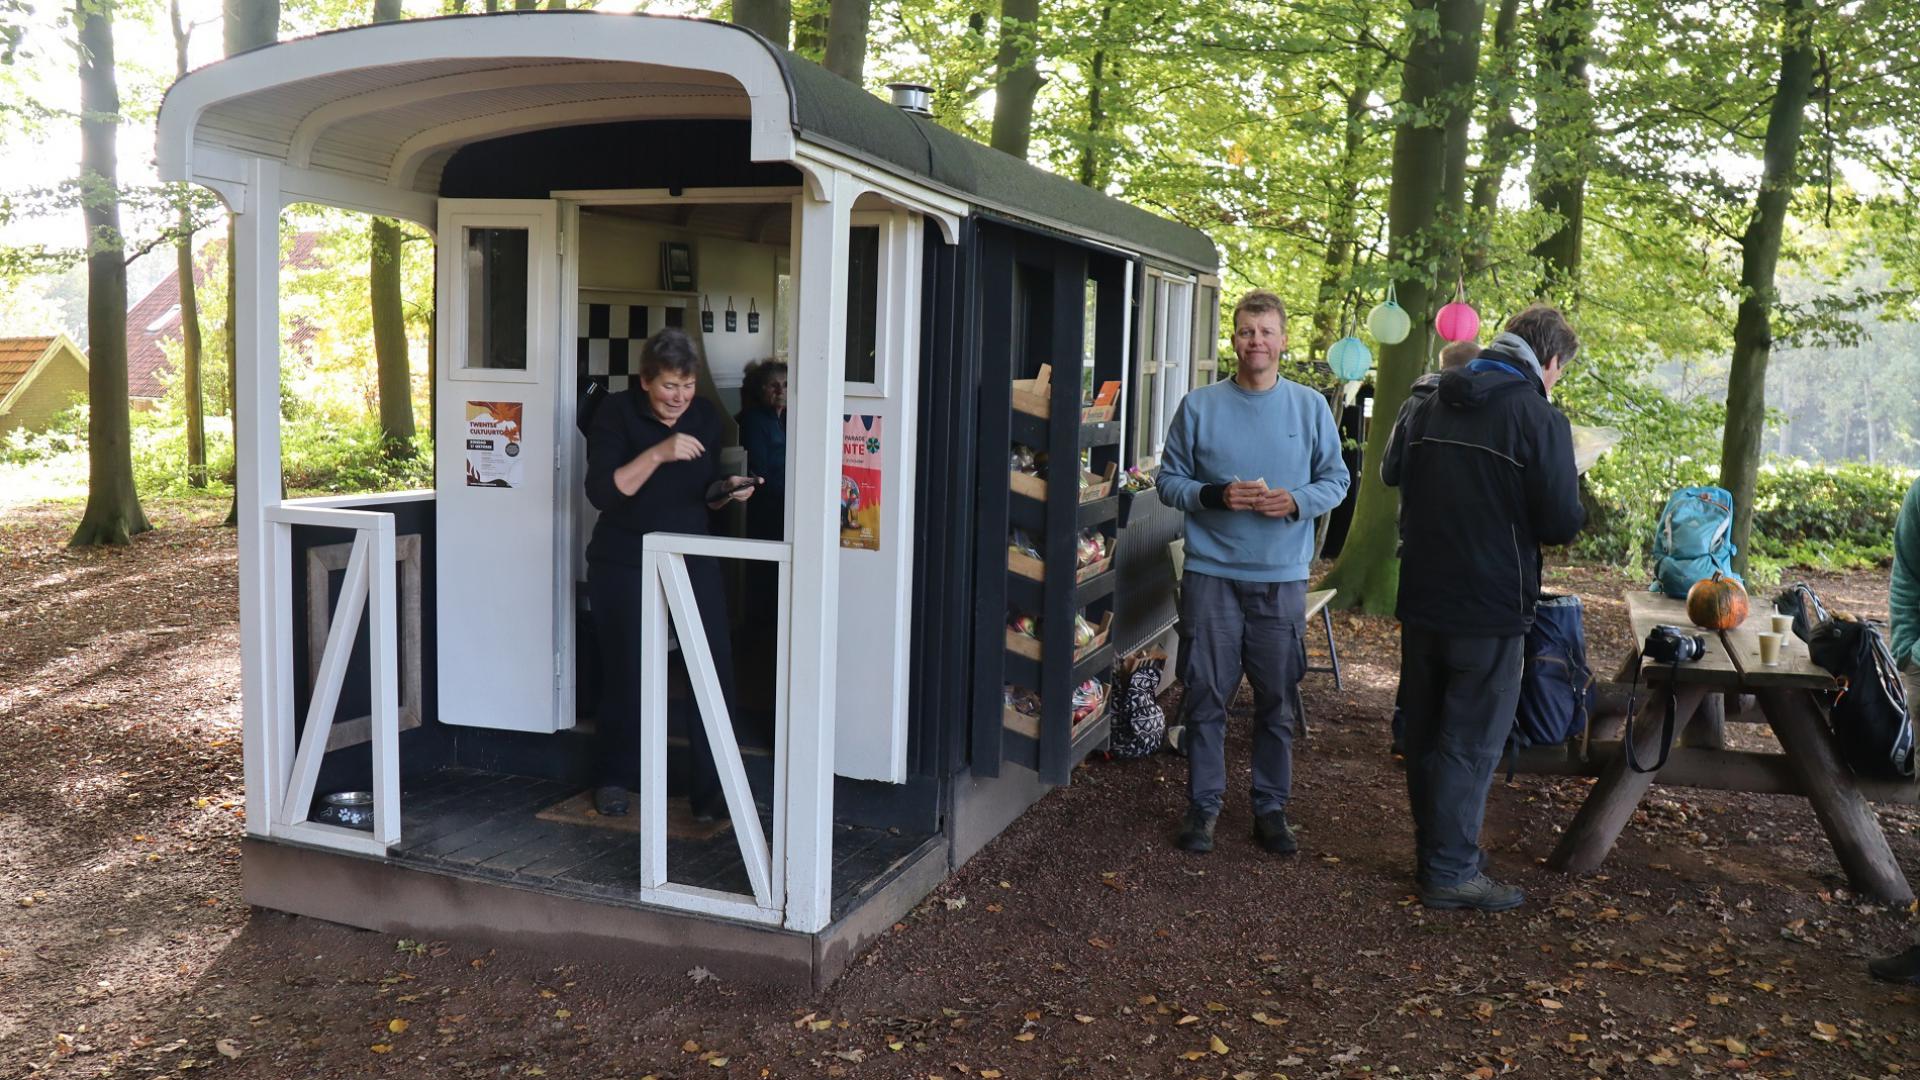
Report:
1435,300,1480,343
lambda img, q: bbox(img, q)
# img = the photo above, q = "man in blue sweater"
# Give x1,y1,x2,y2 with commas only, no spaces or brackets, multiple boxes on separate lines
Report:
1158,290,1350,854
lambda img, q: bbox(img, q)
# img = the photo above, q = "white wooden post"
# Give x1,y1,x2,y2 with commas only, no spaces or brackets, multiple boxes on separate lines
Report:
784,168,853,932
367,516,400,847
638,548,670,891
234,157,285,840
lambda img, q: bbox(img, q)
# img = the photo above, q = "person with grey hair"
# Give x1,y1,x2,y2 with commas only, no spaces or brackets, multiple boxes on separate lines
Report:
1383,304,1585,911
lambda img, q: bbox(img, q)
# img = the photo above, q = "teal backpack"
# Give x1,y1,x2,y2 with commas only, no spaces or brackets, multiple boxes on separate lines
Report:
1650,486,1741,599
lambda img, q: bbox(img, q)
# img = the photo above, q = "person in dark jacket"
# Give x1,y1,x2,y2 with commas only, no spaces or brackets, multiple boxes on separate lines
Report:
1389,339,1482,758
1383,305,1586,911
585,328,758,819
735,359,788,543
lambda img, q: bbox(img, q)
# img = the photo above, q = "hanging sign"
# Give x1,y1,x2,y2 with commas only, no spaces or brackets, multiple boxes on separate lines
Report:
747,298,760,334
700,295,714,334
840,414,883,551
724,296,738,333
464,401,524,488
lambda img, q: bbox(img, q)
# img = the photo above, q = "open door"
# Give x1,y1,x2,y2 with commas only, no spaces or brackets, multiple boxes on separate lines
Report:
434,198,568,733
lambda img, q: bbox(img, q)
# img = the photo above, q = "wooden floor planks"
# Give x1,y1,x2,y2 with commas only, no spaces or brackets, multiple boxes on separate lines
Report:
381,767,933,917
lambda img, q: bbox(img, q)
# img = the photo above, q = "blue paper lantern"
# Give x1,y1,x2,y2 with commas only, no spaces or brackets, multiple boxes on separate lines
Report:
1328,336,1372,381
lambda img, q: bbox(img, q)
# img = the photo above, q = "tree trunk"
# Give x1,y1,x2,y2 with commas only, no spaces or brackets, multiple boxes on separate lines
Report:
1308,78,1376,361
369,0,413,458
989,0,1043,159
823,0,868,82
1531,0,1593,296
1466,0,1524,274
732,0,791,49
1076,3,1113,189
1317,0,1486,613
171,0,207,488
222,0,274,53
1720,0,1816,579
371,219,414,457
223,0,278,528
70,0,151,547
513,0,537,10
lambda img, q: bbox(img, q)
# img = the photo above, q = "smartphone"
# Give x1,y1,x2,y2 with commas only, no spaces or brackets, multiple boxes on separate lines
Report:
723,475,764,496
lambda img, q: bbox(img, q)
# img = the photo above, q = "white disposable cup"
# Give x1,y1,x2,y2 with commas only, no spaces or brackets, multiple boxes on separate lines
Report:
1758,632,1783,666
1770,613,1794,636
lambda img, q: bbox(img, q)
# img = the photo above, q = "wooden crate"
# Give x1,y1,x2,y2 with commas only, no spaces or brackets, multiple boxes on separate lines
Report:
1006,625,1043,660
1079,611,1114,659
1075,555,1113,583
1012,363,1053,419
1079,461,1119,503
1009,469,1048,500
1008,547,1047,582
1009,551,1109,585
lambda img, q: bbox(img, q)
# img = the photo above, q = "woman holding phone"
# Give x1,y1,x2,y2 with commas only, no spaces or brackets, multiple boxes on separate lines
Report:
584,327,757,819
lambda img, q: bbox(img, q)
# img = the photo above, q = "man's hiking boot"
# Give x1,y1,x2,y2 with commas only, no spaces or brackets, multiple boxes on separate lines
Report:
1868,945,1920,984
593,785,630,817
1253,809,1298,855
1419,873,1524,912
1176,807,1216,853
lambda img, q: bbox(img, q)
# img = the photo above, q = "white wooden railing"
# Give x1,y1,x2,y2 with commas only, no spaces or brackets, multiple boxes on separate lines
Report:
639,533,792,926
259,501,407,856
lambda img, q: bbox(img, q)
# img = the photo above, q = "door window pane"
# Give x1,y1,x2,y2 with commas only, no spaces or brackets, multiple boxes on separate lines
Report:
844,225,881,384
464,227,529,371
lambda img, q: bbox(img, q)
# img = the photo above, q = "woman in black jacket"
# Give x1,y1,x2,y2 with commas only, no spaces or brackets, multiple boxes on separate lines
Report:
584,328,757,818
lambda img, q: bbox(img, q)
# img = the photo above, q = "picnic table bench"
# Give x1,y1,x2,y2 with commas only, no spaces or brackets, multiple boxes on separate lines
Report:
1519,591,1915,904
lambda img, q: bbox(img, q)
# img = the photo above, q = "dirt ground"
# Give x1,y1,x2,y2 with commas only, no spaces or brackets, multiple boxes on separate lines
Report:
4,497,1919,1079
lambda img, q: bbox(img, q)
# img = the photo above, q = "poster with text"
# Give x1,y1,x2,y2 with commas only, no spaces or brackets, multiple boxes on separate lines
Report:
465,401,525,488
840,414,883,551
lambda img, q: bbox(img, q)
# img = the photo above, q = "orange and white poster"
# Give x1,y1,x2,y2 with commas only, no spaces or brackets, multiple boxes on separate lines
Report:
465,401,524,488
840,414,882,551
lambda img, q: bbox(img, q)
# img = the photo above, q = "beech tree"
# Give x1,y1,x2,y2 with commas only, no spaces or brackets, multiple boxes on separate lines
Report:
69,0,150,546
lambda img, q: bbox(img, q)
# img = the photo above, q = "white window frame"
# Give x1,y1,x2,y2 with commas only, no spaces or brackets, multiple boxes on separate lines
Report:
844,209,908,399
1139,269,1197,464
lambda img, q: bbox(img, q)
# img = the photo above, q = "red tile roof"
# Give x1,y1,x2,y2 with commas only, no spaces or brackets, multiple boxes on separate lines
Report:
127,231,324,399
0,336,57,403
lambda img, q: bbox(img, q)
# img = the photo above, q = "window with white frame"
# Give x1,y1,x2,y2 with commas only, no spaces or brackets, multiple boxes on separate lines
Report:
845,211,914,397
1135,270,1196,465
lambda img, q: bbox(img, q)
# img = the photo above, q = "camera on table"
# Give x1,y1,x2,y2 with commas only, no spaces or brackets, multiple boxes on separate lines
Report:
1643,624,1707,664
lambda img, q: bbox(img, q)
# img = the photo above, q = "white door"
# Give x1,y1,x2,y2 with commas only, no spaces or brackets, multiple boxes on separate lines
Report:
434,199,566,733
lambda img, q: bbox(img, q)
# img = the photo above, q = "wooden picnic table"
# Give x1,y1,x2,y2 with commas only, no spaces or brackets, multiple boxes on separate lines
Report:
1539,591,1916,904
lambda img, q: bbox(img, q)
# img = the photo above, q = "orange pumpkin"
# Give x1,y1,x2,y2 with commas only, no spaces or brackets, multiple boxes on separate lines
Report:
1686,571,1750,630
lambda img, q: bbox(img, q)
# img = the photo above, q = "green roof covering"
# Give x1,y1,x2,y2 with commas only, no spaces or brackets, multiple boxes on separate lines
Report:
777,49,1217,272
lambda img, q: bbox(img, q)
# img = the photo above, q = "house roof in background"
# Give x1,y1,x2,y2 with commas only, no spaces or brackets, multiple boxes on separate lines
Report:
0,337,58,404
0,335,88,415
127,232,323,399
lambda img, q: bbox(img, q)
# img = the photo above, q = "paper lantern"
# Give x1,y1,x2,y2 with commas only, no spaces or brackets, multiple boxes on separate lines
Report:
1328,336,1372,381
1366,298,1411,344
1435,300,1480,343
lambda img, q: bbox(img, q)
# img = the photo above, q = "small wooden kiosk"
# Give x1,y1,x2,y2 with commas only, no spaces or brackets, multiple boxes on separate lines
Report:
155,11,1219,988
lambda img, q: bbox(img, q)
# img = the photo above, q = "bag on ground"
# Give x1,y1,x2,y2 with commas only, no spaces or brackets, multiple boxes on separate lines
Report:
1650,486,1741,599
1110,655,1167,760
1513,592,1597,750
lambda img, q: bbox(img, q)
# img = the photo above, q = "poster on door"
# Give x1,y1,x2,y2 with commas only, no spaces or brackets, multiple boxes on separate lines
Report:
840,414,882,551
465,401,525,488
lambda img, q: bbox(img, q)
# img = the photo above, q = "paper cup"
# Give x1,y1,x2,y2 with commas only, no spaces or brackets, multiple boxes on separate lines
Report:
1770,613,1794,636
1758,632,1783,666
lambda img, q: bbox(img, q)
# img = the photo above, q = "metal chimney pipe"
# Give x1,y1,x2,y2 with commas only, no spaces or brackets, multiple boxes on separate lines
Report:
886,82,933,118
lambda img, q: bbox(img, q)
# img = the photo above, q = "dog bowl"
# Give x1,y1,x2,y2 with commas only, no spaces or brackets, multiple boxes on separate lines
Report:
316,791,374,830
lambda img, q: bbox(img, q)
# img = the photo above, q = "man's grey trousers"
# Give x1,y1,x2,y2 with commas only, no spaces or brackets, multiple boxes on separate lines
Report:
1178,571,1306,817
